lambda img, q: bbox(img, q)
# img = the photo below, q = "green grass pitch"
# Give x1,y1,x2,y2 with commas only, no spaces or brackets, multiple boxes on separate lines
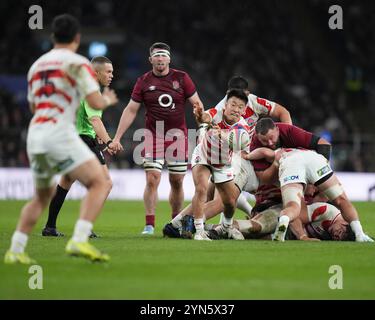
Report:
0,200,374,299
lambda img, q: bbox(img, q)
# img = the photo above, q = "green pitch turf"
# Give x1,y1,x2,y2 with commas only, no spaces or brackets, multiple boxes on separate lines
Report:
0,200,374,299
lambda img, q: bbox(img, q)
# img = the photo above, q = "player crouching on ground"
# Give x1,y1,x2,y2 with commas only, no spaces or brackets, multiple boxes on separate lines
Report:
189,89,251,240
246,146,373,242
233,200,358,241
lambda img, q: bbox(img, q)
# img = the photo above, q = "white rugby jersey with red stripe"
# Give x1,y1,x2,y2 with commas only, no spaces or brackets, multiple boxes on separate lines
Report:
27,48,99,129
199,108,250,167
215,93,275,133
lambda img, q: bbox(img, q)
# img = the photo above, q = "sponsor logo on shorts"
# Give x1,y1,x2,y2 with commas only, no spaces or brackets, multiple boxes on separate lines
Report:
227,173,233,178
317,165,331,177
283,175,299,183
148,86,156,91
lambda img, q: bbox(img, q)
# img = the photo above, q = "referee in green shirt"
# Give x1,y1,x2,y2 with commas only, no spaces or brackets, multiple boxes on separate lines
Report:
42,56,122,237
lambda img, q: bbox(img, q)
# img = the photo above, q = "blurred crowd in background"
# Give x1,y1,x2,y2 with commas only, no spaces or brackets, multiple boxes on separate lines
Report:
1,0,374,171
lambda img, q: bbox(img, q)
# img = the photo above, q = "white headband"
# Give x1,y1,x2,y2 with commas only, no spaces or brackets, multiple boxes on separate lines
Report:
151,49,170,58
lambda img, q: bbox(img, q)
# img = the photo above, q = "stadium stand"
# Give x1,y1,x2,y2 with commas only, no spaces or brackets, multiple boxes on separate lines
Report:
0,0,374,171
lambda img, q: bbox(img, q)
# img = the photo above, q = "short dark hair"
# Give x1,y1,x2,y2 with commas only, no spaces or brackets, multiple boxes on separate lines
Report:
342,225,356,241
91,56,112,64
255,117,276,135
226,89,248,105
228,76,249,90
149,42,171,55
51,14,80,44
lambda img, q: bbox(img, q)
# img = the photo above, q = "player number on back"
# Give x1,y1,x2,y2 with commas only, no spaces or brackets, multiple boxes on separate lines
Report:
158,94,175,109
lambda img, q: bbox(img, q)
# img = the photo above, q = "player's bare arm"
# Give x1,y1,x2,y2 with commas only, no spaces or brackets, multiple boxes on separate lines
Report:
89,116,112,144
113,99,141,150
270,103,292,124
86,87,118,110
255,162,279,185
193,102,211,124
289,217,321,241
242,147,275,163
89,116,118,155
188,92,204,110
190,93,206,124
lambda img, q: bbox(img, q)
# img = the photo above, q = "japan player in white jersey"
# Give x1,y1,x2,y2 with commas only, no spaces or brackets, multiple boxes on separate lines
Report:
163,77,293,239
190,89,250,240
208,76,292,222
247,146,373,242
4,14,118,265
231,201,357,241
214,76,292,132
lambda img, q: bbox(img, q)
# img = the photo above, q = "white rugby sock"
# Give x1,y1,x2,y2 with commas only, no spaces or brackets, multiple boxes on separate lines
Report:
171,213,183,229
219,212,224,224
222,216,233,229
10,231,28,254
72,219,93,243
194,218,204,233
236,193,253,216
279,215,290,227
350,220,364,236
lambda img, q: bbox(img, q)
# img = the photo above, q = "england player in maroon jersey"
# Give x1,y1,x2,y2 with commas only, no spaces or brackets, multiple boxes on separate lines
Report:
113,42,204,235
249,117,332,175
246,120,373,242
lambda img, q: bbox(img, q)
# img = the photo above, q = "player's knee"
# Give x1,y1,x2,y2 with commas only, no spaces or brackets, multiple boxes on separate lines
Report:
195,185,207,199
169,175,183,190
60,174,74,189
106,177,113,192
86,172,107,191
35,189,53,208
146,172,161,189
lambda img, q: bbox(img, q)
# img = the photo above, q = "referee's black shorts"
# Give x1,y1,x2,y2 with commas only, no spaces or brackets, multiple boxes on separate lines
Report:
79,134,106,165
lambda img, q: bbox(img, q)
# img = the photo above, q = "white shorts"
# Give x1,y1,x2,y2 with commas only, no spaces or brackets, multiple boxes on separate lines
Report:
234,158,259,193
191,145,234,184
231,152,242,177
143,158,188,174
279,150,333,188
27,127,95,188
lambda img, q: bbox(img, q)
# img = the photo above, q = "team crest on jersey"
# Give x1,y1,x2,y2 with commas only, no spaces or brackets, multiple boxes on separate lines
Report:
149,86,156,91
195,155,201,163
172,81,180,90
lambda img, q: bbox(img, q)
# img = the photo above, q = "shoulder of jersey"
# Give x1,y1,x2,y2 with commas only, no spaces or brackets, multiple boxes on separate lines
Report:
29,50,87,74
170,68,186,76
139,70,154,81
53,49,89,63
247,93,258,105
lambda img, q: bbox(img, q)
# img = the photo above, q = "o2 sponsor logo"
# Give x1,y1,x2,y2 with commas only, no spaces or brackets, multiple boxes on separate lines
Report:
158,94,175,109
283,175,299,183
